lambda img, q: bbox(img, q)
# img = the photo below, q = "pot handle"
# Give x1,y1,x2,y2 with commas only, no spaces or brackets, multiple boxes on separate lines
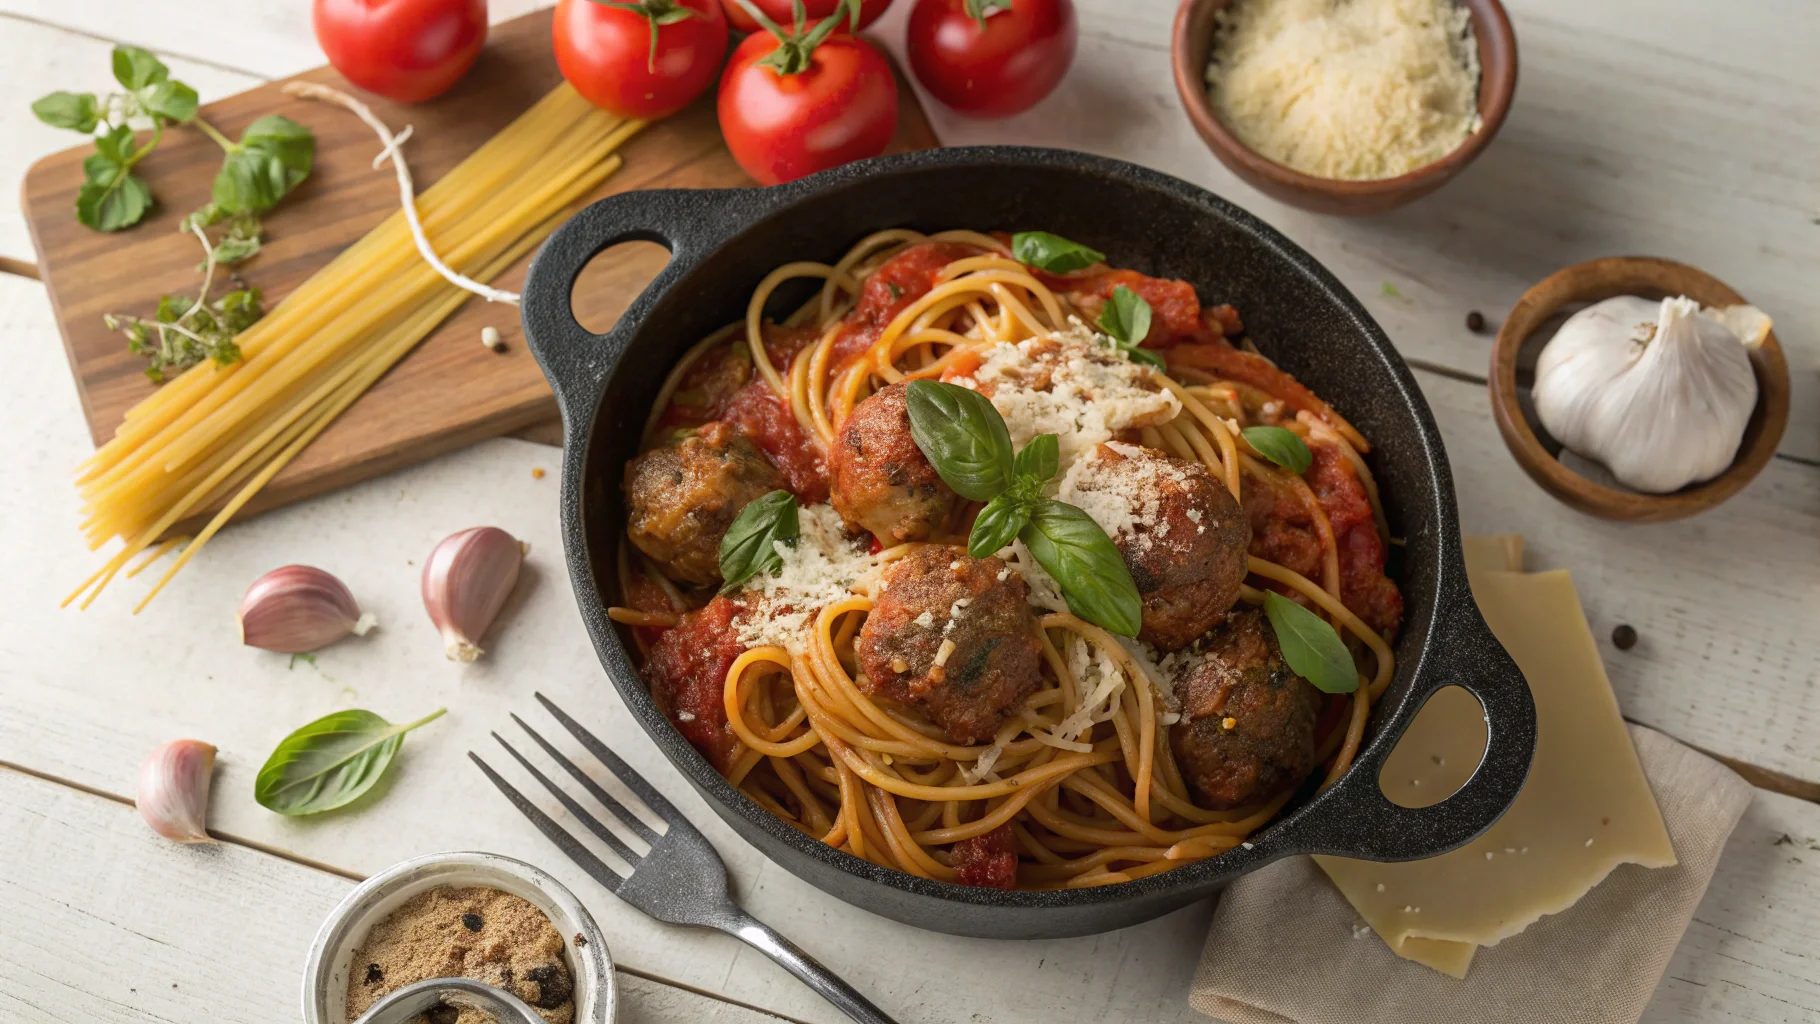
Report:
1271,600,1537,861
519,188,759,425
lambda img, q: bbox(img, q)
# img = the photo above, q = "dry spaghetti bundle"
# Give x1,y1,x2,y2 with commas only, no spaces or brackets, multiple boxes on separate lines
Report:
69,84,642,611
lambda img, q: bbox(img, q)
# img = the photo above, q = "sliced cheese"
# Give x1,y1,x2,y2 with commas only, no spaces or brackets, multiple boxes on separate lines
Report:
1315,559,1675,978
1460,533,1523,578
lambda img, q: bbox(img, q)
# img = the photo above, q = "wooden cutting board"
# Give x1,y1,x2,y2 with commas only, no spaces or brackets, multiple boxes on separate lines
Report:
22,9,938,521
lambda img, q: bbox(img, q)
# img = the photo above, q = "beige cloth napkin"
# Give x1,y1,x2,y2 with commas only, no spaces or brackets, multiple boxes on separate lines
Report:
1188,723,1754,1024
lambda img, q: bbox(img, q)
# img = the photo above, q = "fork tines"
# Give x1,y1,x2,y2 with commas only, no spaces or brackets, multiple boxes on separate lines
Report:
469,693,684,893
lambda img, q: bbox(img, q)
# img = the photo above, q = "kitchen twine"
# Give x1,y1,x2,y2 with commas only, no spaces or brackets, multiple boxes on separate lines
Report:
1189,722,1753,1024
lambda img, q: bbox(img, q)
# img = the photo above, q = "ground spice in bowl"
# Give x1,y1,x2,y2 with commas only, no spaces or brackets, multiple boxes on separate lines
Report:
347,886,575,1024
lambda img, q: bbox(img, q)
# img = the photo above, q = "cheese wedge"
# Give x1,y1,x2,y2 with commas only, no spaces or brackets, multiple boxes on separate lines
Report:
1315,549,1675,978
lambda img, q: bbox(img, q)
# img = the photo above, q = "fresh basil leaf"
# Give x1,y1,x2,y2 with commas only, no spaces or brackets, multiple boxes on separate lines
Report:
254,708,445,815
141,79,199,122
1021,499,1141,637
1262,592,1358,694
242,115,315,175
213,116,315,213
112,45,169,91
93,123,137,166
1010,231,1105,274
1242,426,1313,474
1098,285,1153,348
77,173,151,231
1127,346,1166,370
904,379,1015,502
32,91,99,132
969,492,1029,559
1012,433,1060,486
719,489,799,591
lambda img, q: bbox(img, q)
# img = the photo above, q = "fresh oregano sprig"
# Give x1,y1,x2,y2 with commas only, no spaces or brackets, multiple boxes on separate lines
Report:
32,45,315,232
103,222,265,381
905,380,1142,637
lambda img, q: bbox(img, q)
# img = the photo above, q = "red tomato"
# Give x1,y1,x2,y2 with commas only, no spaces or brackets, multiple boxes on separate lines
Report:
906,0,1075,117
312,0,488,104
721,0,893,34
717,18,898,185
553,0,728,118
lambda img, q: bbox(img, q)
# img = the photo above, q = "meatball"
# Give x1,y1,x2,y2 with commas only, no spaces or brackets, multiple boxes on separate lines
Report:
1168,608,1322,809
856,548,1042,744
830,381,960,544
623,420,787,586
1059,442,1249,651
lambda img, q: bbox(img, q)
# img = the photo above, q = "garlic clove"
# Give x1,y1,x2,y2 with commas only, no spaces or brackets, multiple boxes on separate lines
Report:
137,739,217,843
422,527,527,662
239,565,377,653
1707,304,1772,350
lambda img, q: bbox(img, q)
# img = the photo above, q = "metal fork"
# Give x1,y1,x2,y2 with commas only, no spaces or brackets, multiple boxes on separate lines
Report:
470,692,898,1024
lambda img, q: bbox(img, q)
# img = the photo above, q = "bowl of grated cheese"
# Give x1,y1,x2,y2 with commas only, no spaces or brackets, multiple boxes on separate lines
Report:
1171,0,1517,215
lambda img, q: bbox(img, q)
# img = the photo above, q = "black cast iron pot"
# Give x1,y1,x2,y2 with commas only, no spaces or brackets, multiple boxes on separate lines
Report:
520,146,1535,940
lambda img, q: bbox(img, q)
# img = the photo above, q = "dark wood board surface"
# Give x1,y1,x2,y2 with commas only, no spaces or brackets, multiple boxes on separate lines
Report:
21,9,938,521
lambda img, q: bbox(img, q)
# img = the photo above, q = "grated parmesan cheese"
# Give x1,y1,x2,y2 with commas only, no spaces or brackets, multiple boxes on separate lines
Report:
953,325,1180,468
1205,0,1483,181
733,504,878,650
1054,445,1189,553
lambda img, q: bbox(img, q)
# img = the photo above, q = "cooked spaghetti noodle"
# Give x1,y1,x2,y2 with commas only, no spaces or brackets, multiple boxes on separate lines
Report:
612,231,1402,890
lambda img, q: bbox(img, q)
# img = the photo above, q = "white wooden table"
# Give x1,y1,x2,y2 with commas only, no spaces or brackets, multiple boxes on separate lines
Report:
1,2,1816,1022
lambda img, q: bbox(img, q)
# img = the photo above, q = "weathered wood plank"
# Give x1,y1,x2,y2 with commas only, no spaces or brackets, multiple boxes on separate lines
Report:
0,766,792,1024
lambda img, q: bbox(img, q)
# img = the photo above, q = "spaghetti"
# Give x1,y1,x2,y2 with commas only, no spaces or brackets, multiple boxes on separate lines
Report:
67,85,644,611
612,231,1401,890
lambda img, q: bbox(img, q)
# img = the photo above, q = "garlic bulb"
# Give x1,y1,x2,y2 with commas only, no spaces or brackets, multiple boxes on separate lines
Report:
136,739,217,843
422,527,527,662
1532,295,1762,493
239,565,377,653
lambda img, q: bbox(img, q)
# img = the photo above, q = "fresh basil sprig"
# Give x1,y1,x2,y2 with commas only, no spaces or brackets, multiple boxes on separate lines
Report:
719,489,800,592
905,380,1142,637
904,380,1014,501
1096,285,1165,369
1262,592,1358,694
1242,426,1313,474
1010,231,1105,274
254,708,445,816
32,46,313,232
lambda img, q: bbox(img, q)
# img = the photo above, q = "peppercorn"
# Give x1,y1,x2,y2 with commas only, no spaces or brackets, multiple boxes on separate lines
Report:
461,913,483,932
1611,624,1638,650
527,964,573,1008
364,963,383,985
1466,310,1486,333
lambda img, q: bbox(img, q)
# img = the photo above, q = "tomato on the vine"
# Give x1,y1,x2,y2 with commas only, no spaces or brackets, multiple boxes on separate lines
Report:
721,0,892,34
554,0,729,118
717,4,898,185
907,0,1075,118
312,0,488,104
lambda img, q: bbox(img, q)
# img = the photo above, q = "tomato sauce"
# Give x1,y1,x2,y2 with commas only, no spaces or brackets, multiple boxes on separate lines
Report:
952,823,1018,889
828,242,984,370
1165,340,1335,425
1049,268,1216,348
642,596,751,774
1242,444,1401,637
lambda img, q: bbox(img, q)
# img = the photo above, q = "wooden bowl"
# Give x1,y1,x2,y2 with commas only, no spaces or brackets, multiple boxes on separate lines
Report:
1170,0,1518,215
1489,256,1790,522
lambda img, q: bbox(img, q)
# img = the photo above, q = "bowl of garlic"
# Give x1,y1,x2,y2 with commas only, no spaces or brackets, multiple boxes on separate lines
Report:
1489,256,1789,522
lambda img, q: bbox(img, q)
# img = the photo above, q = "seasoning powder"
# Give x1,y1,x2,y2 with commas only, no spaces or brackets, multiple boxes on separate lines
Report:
1205,0,1483,180
347,886,575,1024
